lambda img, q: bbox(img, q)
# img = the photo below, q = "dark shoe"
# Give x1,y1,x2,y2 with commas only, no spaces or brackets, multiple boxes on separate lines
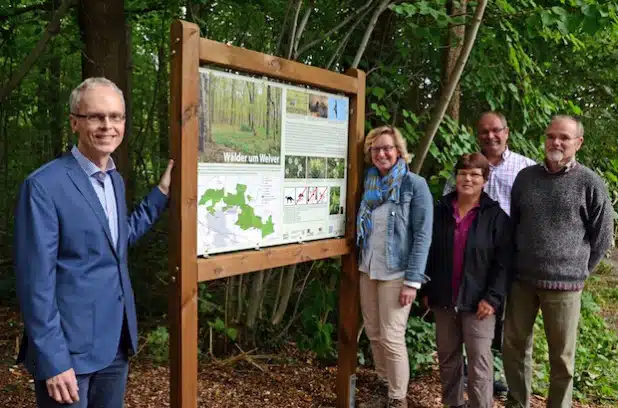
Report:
387,398,408,408
493,379,508,396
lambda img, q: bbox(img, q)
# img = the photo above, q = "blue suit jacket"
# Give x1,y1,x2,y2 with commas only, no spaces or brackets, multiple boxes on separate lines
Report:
14,152,168,380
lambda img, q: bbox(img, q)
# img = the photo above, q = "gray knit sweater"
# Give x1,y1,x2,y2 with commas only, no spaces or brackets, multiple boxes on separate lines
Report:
511,162,614,290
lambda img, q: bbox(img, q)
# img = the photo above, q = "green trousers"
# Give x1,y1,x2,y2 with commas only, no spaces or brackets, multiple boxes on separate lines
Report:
503,280,582,408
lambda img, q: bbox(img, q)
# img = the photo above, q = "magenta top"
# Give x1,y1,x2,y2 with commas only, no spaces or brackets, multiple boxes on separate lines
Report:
452,199,479,304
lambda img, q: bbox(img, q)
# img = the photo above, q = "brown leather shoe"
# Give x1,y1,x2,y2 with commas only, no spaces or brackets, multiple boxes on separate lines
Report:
387,397,408,408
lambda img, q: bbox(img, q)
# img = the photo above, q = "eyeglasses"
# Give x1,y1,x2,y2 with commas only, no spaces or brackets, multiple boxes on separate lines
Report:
546,134,579,143
370,145,395,154
478,127,506,137
456,171,484,179
72,112,126,124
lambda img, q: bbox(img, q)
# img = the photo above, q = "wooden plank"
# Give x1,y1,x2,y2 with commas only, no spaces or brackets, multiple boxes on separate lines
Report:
169,20,199,408
197,239,351,282
336,68,366,408
199,38,358,95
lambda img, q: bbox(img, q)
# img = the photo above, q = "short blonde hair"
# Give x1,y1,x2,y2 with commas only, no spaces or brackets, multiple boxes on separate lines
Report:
363,125,411,164
69,77,125,113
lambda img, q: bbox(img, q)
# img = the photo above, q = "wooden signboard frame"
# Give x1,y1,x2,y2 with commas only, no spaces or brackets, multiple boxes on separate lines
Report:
168,19,365,408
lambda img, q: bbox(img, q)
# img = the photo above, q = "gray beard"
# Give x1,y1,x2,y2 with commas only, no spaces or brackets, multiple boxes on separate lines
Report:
546,150,565,164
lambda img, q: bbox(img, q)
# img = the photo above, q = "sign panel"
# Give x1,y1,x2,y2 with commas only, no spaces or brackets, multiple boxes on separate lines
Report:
197,67,349,255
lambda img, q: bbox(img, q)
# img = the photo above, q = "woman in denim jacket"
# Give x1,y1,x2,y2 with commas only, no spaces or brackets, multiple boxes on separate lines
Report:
357,125,433,408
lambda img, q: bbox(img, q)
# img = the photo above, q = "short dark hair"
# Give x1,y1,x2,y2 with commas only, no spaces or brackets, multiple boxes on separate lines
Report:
455,152,490,180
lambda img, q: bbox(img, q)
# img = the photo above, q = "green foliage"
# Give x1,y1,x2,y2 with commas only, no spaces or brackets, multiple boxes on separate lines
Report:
208,318,238,341
308,157,327,179
296,266,339,361
405,311,437,375
2,3,618,404
198,283,221,315
145,326,169,364
394,111,477,196
212,125,279,156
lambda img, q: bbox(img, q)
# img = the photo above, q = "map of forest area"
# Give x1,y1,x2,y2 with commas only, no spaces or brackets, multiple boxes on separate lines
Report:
199,184,274,237
197,176,281,255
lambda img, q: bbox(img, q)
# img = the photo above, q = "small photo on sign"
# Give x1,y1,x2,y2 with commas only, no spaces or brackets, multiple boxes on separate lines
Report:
328,97,349,121
286,90,309,115
327,158,345,179
284,155,307,179
307,157,327,179
284,188,296,206
198,70,282,164
329,187,341,215
308,94,328,118
307,187,319,205
295,187,308,205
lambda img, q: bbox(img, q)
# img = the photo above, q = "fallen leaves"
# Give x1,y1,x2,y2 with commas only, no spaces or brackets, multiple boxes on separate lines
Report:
0,305,613,407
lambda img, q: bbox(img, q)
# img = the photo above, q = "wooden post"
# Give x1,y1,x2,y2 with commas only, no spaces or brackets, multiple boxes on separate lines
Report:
336,68,366,408
168,20,366,407
169,20,199,408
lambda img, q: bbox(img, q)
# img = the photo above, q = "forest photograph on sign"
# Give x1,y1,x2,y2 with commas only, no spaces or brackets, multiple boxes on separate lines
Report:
198,69,283,165
196,67,349,256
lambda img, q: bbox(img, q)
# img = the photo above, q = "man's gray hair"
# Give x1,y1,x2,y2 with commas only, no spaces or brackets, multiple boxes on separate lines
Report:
477,111,508,129
69,77,125,113
550,115,584,138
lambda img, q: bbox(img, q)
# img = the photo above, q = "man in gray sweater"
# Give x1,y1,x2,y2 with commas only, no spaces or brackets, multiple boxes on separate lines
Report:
503,115,614,408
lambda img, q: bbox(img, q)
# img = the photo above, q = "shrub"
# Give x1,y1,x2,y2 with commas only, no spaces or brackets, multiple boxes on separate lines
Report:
145,326,169,364
405,308,436,375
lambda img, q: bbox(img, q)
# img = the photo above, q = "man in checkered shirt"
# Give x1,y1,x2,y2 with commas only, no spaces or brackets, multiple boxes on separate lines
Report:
442,111,536,397
443,112,536,214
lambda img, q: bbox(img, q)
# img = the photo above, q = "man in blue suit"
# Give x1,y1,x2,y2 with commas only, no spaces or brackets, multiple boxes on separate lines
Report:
14,77,174,407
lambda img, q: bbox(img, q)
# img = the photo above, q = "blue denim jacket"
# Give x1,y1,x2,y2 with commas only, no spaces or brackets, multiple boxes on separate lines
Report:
359,172,433,283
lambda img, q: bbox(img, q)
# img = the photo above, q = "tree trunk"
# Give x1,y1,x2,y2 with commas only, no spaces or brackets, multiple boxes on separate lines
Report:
246,270,266,328
266,86,271,137
236,274,244,323
410,0,488,173
442,0,468,121
247,82,256,131
209,75,216,133
230,79,235,126
124,19,134,201
287,0,303,59
351,0,391,69
78,0,131,197
199,73,211,151
271,264,297,325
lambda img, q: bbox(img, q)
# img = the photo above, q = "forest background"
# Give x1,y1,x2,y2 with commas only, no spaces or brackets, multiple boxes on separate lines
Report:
1,0,618,405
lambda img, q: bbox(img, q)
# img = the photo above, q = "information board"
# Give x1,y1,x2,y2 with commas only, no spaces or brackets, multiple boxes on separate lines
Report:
196,67,350,255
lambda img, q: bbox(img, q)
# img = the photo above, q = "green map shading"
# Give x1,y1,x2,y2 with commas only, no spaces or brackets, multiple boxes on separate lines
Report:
199,184,275,238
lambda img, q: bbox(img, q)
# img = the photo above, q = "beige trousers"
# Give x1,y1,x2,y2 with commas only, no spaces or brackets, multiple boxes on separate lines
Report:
360,273,412,400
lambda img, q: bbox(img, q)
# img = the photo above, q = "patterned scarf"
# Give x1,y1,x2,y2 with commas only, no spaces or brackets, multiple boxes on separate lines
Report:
356,158,408,247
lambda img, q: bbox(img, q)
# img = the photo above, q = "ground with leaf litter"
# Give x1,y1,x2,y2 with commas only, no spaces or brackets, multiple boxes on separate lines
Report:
1,307,612,408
